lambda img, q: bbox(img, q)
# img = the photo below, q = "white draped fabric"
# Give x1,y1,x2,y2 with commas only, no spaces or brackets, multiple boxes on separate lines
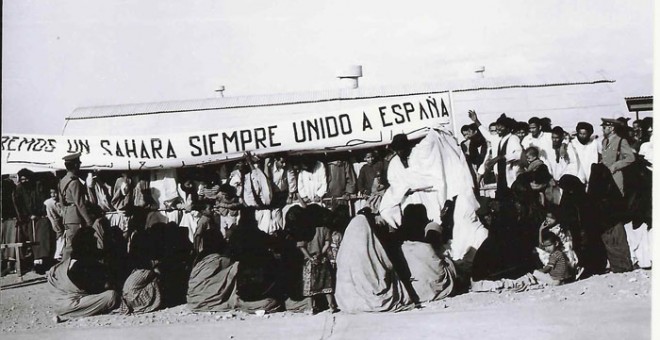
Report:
379,128,488,260
570,139,600,185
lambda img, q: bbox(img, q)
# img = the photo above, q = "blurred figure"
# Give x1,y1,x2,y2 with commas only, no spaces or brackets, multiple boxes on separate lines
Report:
14,168,54,273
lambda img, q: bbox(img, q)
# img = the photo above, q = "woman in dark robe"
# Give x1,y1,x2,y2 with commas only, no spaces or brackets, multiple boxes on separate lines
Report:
148,222,193,307
186,214,236,312
587,164,633,273
47,228,120,321
187,207,282,313
471,176,545,281
280,205,313,312
557,175,607,278
227,207,283,312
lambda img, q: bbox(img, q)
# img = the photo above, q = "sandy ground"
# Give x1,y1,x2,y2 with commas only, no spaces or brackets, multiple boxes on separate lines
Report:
0,269,652,340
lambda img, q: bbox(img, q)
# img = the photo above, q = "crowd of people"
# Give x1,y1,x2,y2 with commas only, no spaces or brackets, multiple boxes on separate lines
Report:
0,109,653,321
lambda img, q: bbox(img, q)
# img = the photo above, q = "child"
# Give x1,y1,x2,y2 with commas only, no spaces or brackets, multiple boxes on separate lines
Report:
536,208,579,270
524,147,545,173
215,183,241,240
533,232,573,286
296,206,339,314
357,151,383,196
193,202,225,260
44,188,65,260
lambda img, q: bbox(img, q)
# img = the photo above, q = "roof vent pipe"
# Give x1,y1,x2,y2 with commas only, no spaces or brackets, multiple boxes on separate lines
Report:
337,65,363,89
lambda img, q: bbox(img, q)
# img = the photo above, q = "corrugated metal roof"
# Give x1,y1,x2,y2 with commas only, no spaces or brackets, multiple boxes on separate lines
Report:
67,74,615,121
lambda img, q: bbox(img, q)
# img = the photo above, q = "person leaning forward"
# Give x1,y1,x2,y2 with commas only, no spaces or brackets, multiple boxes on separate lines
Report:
59,152,94,261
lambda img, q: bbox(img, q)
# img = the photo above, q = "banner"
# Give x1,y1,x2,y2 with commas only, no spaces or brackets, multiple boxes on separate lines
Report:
2,94,451,173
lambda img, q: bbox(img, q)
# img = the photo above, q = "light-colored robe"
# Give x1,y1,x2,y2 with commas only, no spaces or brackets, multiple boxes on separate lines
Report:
297,161,327,202
335,215,413,313
495,134,522,188
522,132,554,162
570,138,601,184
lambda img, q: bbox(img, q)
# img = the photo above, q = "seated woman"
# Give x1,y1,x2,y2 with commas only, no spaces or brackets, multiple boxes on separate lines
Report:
400,223,457,303
47,228,120,321
471,177,545,291
119,230,162,314
229,208,283,313
335,213,414,313
187,202,236,311
187,207,282,313
397,204,457,303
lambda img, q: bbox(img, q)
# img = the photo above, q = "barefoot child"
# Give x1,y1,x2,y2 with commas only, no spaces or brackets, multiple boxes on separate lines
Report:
534,232,573,285
536,208,579,270
296,207,339,314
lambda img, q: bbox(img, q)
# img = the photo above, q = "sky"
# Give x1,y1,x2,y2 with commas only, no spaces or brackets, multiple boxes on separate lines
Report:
2,0,654,135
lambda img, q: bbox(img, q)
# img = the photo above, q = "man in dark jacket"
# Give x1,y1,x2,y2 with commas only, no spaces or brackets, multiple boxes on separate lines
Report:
58,153,94,261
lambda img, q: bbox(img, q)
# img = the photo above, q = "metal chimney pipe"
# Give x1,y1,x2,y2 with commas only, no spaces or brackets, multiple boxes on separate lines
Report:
337,65,363,89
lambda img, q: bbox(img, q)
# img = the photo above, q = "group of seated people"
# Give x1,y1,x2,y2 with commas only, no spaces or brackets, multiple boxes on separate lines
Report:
1,145,392,276
2,110,652,321
460,111,653,276
46,201,462,320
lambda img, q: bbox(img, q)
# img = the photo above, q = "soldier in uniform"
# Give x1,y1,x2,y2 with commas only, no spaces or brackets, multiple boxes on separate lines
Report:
59,152,93,261
600,118,635,197
594,117,634,273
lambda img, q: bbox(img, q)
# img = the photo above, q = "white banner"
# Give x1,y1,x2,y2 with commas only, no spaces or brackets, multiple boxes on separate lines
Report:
2,94,451,173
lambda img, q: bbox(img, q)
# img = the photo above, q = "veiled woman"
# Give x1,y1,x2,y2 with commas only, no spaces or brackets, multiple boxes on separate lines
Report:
335,213,413,313
471,176,545,282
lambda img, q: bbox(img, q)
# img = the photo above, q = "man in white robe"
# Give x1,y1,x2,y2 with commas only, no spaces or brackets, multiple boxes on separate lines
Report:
522,117,554,163
238,156,273,234
297,158,327,205
570,122,601,186
546,127,579,181
469,112,522,199
378,134,426,228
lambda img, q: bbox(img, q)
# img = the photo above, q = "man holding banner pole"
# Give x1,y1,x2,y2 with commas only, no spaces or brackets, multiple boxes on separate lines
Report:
58,152,94,261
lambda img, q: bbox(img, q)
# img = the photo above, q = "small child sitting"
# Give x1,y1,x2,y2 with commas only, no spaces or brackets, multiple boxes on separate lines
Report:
524,147,545,173
533,232,573,286
536,208,579,270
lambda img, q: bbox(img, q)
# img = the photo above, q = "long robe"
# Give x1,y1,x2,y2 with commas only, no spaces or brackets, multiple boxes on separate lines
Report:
401,241,456,302
120,269,162,314
186,254,281,313
13,181,54,259
522,132,554,162
379,128,488,260
546,144,579,181
570,138,600,185
240,169,274,234
297,161,327,202
47,259,120,318
335,215,413,313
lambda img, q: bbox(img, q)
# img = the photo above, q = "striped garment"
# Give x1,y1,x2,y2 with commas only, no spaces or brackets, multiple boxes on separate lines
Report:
547,250,572,281
199,185,220,201
119,269,162,314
